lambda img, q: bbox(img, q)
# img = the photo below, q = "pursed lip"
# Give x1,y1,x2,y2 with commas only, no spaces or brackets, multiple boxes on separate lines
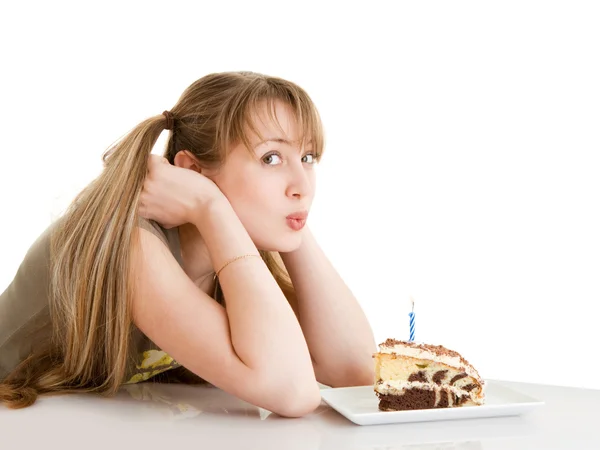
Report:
286,210,308,220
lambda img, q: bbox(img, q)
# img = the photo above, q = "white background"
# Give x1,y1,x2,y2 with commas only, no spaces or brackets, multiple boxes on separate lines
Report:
1,1,598,390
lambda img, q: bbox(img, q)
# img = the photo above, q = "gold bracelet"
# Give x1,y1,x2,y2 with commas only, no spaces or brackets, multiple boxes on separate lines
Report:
215,254,262,278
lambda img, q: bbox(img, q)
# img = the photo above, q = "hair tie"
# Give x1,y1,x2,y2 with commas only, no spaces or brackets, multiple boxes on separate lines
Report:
162,110,174,131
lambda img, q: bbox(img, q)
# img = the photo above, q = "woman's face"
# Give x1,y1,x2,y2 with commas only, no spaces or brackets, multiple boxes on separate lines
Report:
205,100,318,252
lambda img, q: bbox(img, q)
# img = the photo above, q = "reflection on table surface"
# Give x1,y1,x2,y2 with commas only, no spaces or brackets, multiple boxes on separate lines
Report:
0,379,597,449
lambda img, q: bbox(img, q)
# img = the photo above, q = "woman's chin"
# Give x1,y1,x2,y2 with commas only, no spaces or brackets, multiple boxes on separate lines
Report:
255,234,303,253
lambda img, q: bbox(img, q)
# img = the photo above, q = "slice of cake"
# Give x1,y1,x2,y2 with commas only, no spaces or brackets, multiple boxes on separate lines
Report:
374,339,485,411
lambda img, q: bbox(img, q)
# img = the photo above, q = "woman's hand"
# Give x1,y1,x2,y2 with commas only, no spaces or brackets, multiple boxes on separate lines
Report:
138,154,226,229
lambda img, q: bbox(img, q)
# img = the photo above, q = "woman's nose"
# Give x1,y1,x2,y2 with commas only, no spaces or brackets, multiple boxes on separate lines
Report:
285,163,312,199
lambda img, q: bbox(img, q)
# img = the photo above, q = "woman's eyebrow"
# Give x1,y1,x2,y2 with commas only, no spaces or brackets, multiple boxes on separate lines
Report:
253,138,291,148
253,138,313,149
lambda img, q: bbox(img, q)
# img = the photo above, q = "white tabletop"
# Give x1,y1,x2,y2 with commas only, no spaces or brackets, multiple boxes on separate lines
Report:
0,379,596,449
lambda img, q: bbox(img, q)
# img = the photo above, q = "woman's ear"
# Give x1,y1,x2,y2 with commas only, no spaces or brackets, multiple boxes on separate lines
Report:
174,150,203,173
173,150,220,178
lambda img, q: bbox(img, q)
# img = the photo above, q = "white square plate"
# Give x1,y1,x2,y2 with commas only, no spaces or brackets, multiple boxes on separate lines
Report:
320,381,545,425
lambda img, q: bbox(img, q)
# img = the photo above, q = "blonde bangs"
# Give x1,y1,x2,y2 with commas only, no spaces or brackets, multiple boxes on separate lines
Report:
218,78,325,160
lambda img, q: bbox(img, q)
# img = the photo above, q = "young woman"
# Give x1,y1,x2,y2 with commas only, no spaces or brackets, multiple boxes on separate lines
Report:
0,71,376,417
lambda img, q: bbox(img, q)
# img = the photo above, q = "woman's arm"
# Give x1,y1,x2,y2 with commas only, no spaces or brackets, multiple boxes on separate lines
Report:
192,200,318,382
132,198,321,417
280,227,376,387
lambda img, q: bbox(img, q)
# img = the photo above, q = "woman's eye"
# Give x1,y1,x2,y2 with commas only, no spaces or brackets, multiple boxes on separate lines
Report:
262,153,282,165
302,153,316,164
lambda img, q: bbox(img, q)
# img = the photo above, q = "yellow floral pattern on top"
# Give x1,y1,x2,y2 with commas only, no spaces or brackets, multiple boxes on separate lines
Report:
124,349,181,385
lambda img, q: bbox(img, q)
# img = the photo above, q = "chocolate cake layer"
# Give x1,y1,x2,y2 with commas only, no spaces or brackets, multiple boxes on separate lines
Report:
378,388,436,411
376,387,472,411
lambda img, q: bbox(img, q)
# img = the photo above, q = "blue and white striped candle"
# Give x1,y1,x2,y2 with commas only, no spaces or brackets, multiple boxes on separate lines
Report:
408,297,415,342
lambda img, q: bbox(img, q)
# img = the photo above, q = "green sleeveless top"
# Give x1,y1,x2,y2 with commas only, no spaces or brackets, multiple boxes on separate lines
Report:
0,216,199,385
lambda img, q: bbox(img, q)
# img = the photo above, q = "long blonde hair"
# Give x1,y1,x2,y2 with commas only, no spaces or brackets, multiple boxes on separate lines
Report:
0,71,324,409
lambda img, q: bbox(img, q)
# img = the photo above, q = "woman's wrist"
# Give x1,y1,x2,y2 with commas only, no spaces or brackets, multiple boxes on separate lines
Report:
190,194,232,232
189,196,260,266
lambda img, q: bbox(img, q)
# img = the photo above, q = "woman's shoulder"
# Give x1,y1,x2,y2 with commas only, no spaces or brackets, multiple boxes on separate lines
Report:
0,221,55,378
0,221,55,313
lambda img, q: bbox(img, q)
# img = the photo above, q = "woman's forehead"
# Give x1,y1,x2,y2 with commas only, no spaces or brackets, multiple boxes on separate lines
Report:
247,101,297,129
245,120,309,147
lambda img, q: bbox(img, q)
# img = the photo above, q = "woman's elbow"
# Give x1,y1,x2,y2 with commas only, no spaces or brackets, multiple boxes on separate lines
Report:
270,382,322,418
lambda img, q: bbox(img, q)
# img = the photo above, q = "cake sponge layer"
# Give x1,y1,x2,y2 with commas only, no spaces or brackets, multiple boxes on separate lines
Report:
374,353,483,397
